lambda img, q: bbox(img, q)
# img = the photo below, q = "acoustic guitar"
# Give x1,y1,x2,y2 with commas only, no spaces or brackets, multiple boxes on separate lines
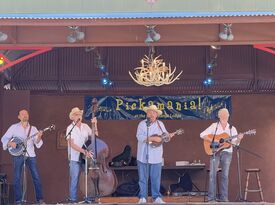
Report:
203,129,256,155
149,128,184,148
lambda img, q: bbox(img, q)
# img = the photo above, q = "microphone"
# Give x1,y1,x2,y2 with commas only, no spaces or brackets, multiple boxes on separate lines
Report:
146,117,151,127
73,118,81,125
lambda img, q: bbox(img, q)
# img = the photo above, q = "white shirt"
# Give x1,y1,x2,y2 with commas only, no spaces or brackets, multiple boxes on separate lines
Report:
136,119,168,164
66,122,92,162
1,122,43,157
200,122,238,153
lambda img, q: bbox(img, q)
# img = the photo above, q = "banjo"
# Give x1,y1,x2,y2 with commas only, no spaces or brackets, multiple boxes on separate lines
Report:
8,124,55,156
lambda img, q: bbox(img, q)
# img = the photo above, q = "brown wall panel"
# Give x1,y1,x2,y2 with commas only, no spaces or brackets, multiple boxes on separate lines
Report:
0,90,30,201
1,93,275,203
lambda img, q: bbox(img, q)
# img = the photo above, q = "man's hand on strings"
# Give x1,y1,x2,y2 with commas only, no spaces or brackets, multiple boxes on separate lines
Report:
84,150,94,158
237,133,244,140
8,141,17,149
91,117,97,124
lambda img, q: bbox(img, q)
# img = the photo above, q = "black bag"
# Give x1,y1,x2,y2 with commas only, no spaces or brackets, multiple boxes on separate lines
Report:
109,145,132,167
169,173,193,193
113,180,139,196
113,180,166,196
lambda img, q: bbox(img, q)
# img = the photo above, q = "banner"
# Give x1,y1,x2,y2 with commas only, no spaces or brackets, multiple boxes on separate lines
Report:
84,95,231,120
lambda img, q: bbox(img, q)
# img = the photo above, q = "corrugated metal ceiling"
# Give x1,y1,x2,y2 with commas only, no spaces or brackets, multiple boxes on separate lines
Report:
3,45,275,94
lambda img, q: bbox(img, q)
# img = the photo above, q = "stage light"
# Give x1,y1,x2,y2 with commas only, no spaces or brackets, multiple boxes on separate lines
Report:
219,24,234,41
145,25,161,43
0,57,5,65
0,32,8,42
211,45,221,50
100,77,113,87
99,64,107,73
101,77,109,86
67,26,85,43
203,77,214,86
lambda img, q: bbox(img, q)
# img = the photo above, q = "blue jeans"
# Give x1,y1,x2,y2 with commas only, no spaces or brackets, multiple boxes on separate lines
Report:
13,156,43,202
137,160,162,199
69,161,81,201
208,151,232,201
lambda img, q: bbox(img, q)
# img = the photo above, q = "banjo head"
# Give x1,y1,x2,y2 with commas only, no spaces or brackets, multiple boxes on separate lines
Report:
8,137,24,156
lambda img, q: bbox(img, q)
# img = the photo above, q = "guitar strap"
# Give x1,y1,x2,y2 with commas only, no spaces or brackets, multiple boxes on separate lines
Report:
213,122,219,137
156,120,164,134
27,125,32,139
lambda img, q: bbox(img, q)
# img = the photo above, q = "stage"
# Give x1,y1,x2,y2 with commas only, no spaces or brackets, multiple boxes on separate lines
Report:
45,197,268,205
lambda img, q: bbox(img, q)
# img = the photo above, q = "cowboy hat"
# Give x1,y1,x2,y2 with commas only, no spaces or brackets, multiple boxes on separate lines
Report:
69,107,83,120
143,104,162,116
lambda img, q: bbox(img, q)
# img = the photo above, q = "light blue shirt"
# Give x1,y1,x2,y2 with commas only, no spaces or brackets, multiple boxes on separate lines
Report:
1,122,43,157
136,119,168,164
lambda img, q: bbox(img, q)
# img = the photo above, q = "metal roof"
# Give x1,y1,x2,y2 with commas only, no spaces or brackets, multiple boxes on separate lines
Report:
1,12,275,20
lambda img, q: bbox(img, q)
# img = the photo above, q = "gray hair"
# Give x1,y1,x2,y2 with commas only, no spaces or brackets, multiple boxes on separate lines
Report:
218,108,229,118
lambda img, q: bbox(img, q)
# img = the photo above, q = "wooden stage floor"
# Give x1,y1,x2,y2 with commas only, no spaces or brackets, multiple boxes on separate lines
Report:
48,196,270,205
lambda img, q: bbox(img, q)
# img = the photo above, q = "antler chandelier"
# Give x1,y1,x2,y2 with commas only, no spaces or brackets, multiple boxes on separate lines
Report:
129,47,183,87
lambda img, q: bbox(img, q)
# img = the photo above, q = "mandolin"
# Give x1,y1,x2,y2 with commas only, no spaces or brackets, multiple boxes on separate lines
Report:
203,129,256,155
148,128,184,148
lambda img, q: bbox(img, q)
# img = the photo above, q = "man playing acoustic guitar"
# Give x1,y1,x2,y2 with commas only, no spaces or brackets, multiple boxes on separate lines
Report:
200,108,243,202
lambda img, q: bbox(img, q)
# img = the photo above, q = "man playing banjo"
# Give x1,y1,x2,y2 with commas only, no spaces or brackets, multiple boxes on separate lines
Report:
1,109,45,205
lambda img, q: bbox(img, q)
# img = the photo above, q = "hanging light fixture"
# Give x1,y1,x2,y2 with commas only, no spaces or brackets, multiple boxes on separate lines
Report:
203,47,218,87
67,26,85,43
219,24,234,41
129,46,182,87
0,31,8,42
145,25,161,44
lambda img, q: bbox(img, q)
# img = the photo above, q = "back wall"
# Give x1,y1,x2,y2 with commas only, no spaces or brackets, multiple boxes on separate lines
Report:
1,93,274,203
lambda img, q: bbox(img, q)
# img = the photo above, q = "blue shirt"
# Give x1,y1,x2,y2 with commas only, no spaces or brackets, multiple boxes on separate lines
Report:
136,119,168,164
1,122,43,157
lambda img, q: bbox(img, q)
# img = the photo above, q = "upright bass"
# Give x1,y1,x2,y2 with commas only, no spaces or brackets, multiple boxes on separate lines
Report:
79,98,117,198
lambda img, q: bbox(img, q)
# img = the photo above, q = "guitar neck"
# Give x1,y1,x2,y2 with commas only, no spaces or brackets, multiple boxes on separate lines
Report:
26,127,49,141
26,131,40,141
225,134,239,142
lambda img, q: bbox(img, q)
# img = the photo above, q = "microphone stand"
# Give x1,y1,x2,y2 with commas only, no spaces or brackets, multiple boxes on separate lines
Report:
64,119,79,203
234,144,245,202
145,118,151,202
229,141,262,202
21,143,30,204
209,122,219,202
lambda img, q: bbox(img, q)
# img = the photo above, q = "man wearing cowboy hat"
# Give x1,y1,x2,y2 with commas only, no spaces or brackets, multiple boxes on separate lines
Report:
136,104,171,204
66,107,98,203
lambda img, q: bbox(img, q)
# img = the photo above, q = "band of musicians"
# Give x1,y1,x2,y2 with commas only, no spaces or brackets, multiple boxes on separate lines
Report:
1,105,253,205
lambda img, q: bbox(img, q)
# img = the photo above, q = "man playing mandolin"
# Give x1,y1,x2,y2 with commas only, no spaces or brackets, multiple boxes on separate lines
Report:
136,104,175,204
200,108,243,202
1,109,45,205
66,107,98,203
